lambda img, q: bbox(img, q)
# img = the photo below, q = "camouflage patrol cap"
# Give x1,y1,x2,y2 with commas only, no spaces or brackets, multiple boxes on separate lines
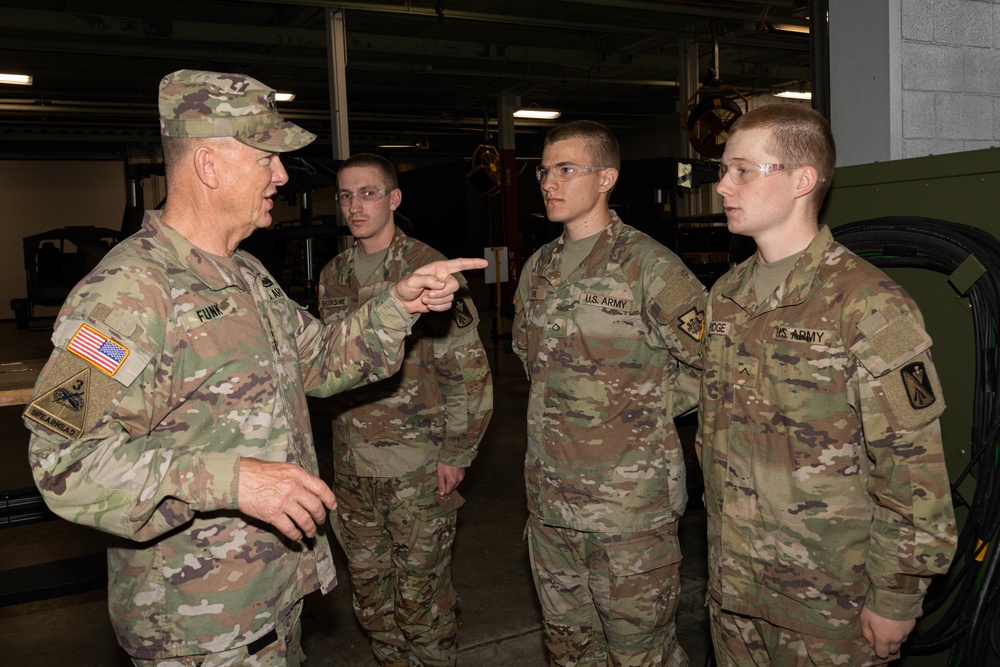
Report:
158,69,315,152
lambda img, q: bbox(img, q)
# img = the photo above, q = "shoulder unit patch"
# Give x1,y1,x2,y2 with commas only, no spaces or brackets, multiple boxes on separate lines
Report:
452,298,474,328
900,361,936,409
24,368,92,439
677,306,705,341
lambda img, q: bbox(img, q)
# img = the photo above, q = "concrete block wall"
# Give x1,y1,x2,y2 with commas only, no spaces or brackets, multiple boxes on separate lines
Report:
831,0,1000,166
900,0,1000,158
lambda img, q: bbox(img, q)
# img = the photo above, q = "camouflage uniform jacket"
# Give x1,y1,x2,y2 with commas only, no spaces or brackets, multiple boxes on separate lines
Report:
512,212,707,533
24,211,418,660
318,228,492,477
698,225,957,637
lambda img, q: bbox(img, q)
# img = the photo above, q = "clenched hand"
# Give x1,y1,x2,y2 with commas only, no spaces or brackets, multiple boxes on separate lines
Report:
860,606,915,659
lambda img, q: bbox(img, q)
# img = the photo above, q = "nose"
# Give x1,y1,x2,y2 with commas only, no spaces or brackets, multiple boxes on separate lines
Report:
539,172,556,191
349,195,364,214
271,154,289,187
716,168,733,198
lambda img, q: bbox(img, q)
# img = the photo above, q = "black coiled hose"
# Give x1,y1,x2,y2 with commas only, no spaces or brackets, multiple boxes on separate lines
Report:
833,217,1000,666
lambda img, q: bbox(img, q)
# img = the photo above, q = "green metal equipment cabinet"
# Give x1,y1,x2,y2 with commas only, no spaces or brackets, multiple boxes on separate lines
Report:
823,147,1000,667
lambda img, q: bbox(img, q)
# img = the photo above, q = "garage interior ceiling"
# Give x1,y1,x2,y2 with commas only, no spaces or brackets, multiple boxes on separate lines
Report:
0,0,812,160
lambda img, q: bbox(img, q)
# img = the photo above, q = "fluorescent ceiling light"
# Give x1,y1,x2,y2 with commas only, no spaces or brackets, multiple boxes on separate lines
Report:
274,92,295,102
0,73,32,86
771,23,810,34
774,90,812,100
513,107,561,120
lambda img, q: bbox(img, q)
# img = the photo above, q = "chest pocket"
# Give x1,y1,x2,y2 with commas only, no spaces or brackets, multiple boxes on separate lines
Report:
763,326,847,429
177,295,258,363
358,281,391,305
571,282,640,340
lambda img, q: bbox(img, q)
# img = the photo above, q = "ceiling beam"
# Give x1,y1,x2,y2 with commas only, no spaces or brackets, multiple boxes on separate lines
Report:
237,0,809,31
0,8,324,48
0,6,807,89
343,32,673,70
0,5,776,49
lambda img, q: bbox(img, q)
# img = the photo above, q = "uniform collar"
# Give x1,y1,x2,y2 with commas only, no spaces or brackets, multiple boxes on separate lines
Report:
349,226,409,286
538,210,622,285
143,210,247,290
721,225,833,316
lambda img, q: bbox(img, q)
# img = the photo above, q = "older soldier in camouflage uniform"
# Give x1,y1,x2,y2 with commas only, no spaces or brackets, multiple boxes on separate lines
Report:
23,70,485,667
512,120,706,666
699,104,957,666
317,153,493,666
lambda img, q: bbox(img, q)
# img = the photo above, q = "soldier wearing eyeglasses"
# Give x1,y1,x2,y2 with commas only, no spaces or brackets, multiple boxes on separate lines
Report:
700,104,957,665
317,153,493,667
512,120,707,666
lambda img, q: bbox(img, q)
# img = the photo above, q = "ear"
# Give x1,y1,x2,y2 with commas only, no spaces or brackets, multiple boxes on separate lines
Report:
389,188,402,211
193,144,221,189
598,167,619,194
792,165,819,200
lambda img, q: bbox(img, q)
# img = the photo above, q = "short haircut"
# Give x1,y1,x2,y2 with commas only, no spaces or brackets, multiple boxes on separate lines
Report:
338,153,399,190
161,135,198,179
730,104,836,204
544,120,621,171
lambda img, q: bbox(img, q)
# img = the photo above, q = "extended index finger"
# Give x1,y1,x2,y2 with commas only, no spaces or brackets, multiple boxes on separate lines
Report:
439,257,488,274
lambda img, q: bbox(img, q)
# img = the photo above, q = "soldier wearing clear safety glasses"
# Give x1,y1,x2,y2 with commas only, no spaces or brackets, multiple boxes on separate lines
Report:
317,153,492,667
699,103,957,666
513,120,707,666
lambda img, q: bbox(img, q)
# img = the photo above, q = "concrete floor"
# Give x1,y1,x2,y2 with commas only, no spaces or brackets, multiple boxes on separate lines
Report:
0,321,710,666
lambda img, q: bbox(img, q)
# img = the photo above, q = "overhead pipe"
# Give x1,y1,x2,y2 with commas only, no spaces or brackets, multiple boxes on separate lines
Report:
238,0,810,32
0,103,662,132
0,35,682,89
0,4,770,44
808,0,830,120
0,37,700,87
0,35,323,67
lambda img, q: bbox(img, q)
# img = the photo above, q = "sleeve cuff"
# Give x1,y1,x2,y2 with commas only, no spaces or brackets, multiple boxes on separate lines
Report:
439,446,476,468
866,585,926,620
373,290,418,335
193,452,241,511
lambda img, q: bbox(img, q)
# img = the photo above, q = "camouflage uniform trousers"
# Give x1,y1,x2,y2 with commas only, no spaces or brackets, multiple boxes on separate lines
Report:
332,471,460,667
526,515,688,667
132,599,303,667
708,599,894,667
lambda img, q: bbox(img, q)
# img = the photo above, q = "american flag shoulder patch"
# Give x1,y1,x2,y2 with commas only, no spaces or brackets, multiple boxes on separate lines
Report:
66,323,130,376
